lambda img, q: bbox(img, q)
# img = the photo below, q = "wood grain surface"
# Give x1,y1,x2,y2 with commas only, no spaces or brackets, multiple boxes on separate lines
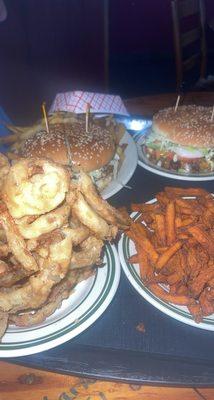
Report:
0,361,214,400
1,92,214,399
124,91,214,117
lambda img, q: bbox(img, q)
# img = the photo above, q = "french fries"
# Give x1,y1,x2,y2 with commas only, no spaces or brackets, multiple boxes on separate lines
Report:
127,187,214,323
165,201,176,245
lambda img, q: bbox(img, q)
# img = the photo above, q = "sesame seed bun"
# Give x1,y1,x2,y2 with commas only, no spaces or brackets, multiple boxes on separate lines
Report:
153,105,214,148
20,122,116,173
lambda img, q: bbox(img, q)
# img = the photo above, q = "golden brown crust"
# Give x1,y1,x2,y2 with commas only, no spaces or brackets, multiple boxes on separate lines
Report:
20,122,116,172
153,105,214,148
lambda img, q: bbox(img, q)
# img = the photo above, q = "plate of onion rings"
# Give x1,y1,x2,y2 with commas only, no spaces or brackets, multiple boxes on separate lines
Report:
0,156,131,357
0,242,120,357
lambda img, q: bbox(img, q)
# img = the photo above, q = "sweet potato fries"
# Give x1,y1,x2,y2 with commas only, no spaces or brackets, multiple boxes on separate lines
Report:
128,187,214,323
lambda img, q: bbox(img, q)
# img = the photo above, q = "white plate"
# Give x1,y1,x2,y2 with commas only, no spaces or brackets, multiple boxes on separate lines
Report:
102,131,138,199
118,207,214,331
0,243,120,357
0,127,137,200
136,133,214,182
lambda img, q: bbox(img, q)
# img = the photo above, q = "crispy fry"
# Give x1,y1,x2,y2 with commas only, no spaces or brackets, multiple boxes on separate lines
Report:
156,241,182,271
186,246,201,279
175,217,194,228
199,289,214,316
148,283,190,305
128,254,139,264
187,225,214,256
131,202,159,213
0,134,18,145
137,248,153,282
156,192,170,206
187,301,203,323
154,214,166,246
167,271,182,285
177,233,190,240
189,266,214,298
175,198,196,209
140,213,154,225
156,246,169,254
138,236,159,264
165,201,176,245
130,221,148,238
176,284,188,296
128,187,214,323
165,187,208,198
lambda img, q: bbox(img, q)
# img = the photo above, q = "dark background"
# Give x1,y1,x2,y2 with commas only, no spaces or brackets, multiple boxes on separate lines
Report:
0,0,214,123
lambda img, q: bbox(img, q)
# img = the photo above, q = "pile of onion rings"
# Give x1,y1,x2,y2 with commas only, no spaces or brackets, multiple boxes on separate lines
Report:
0,156,130,336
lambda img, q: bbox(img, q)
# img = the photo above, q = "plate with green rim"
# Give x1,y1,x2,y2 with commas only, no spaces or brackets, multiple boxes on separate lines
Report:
118,207,214,331
136,130,214,182
0,242,120,357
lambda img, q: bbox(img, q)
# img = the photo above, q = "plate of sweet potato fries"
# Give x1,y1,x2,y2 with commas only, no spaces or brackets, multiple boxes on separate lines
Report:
119,187,214,330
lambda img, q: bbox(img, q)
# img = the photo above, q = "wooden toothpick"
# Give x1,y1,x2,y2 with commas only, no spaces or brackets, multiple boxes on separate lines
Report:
211,106,214,122
174,95,181,112
42,102,50,133
85,103,91,133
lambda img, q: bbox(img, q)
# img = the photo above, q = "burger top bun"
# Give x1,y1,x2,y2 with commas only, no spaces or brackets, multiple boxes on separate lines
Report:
20,122,116,173
152,105,214,148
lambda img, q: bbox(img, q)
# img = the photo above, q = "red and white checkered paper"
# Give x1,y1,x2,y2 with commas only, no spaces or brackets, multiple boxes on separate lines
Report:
49,91,129,116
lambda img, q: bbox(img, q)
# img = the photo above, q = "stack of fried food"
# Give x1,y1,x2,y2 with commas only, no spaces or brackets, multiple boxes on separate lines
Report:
0,156,130,339
127,187,214,323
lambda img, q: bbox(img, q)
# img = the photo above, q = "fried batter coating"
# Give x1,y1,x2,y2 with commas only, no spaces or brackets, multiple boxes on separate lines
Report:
0,260,31,288
2,158,70,218
68,225,90,246
70,236,103,269
0,207,38,273
0,154,128,338
0,153,10,188
0,228,73,313
79,172,131,229
72,192,118,240
16,204,71,239
0,242,9,258
10,267,94,327
0,311,8,338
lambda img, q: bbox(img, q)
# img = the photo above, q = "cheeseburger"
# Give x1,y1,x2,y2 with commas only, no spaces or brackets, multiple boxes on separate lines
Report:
20,115,125,191
142,105,214,174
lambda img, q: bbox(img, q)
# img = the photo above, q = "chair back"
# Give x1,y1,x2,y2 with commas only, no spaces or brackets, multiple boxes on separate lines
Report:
171,0,207,90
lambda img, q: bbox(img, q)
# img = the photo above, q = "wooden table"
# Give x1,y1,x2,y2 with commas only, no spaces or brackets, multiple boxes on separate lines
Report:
124,91,214,117
1,91,214,400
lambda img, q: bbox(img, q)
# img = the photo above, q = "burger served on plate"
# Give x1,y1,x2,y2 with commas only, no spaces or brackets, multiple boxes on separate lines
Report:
141,105,214,174
19,114,126,191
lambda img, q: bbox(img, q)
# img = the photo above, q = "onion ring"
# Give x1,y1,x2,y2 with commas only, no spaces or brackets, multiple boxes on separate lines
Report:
0,311,8,338
0,260,31,288
2,158,70,218
79,172,117,225
16,204,71,239
9,267,94,327
0,207,38,273
68,225,90,246
70,236,103,269
0,228,73,313
0,242,10,258
0,153,10,185
72,192,118,240
79,172,131,228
